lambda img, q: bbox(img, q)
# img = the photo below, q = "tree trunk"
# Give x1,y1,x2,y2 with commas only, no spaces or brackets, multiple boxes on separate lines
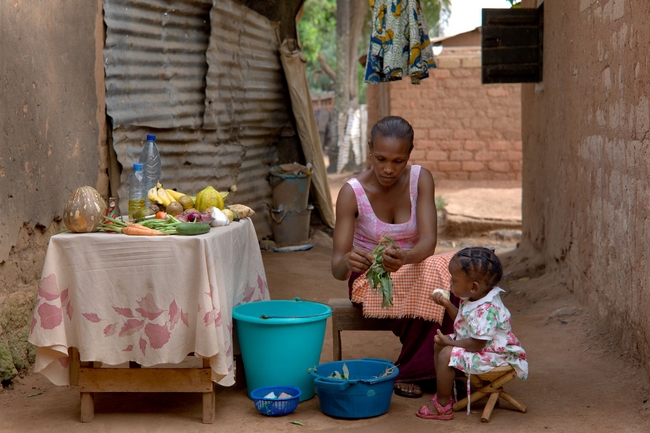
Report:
329,0,350,173
348,0,368,102
318,52,337,81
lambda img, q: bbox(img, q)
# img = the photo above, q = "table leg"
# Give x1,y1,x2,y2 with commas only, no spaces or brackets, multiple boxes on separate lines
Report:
80,392,95,423
69,348,80,386
73,347,96,422
202,382,216,424
200,357,215,424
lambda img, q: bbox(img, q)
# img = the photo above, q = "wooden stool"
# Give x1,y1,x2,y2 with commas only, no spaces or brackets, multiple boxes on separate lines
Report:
452,365,527,423
328,298,393,360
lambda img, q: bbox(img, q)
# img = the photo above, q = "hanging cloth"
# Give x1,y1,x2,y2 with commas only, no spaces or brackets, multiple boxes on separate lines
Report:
364,0,436,84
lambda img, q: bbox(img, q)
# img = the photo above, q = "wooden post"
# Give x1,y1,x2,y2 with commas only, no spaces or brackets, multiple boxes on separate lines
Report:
377,82,391,119
202,382,216,424
69,348,80,387
80,392,95,423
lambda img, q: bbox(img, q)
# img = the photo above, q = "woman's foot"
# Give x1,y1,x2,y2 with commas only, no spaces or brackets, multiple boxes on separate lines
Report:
393,382,422,398
416,394,454,420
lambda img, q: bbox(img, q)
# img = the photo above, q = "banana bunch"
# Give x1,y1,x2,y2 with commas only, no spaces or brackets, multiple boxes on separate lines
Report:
147,186,162,206
147,181,195,211
148,182,172,207
165,188,185,202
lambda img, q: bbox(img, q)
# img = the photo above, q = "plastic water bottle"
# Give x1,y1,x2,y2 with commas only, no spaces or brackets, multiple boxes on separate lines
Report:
128,163,146,219
138,134,162,202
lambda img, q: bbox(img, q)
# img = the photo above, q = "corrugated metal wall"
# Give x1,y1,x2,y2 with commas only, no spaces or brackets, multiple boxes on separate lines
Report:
105,0,292,239
104,0,212,129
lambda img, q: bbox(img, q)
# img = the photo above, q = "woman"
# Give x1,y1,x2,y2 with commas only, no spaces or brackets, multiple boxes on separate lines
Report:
331,115,458,398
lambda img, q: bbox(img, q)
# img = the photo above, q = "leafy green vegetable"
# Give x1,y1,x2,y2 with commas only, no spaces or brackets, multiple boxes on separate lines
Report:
366,236,396,308
328,363,350,380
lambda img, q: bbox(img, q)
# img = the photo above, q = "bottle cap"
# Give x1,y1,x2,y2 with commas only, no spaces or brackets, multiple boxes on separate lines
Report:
146,134,156,141
133,163,143,170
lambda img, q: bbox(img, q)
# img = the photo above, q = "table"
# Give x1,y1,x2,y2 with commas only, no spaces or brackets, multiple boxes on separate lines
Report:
28,219,269,423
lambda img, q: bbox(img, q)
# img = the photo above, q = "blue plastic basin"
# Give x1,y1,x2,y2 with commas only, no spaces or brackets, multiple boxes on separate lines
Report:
309,358,399,419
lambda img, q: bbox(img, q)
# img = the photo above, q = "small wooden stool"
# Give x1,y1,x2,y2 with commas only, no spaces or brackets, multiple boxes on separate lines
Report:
452,365,527,423
328,298,393,360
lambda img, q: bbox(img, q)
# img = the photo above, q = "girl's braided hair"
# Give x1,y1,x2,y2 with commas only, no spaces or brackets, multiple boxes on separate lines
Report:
453,247,503,289
369,116,414,152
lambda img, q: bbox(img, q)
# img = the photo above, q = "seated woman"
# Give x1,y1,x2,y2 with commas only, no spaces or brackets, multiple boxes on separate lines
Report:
331,115,459,398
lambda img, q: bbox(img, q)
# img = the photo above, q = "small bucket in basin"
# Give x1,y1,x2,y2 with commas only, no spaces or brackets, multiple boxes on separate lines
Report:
233,298,331,402
309,358,399,419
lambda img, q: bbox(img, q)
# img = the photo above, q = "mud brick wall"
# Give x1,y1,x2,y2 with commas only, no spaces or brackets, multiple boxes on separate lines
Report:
369,53,522,181
519,0,650,376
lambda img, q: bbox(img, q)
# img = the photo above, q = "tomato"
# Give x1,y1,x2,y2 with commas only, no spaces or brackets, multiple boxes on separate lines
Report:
155,211,167,219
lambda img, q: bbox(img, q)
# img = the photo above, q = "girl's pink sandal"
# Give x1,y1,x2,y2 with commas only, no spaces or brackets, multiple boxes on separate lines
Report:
416,394,454,420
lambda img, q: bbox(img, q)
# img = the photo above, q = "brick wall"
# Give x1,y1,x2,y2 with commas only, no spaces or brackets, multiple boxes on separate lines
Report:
368,52,522,181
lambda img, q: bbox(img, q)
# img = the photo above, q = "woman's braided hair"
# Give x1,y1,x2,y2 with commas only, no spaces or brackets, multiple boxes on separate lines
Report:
453,247,503,289
369,116,414,152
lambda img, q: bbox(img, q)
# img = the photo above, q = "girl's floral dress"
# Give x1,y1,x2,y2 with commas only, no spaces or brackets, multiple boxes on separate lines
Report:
449,287,528,380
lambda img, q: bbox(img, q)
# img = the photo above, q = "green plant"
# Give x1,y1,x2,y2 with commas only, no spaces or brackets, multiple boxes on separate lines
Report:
366,236,396,308
435,195,447,211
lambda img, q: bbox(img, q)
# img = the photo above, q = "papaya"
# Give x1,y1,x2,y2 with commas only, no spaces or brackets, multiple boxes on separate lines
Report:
194,186,224,211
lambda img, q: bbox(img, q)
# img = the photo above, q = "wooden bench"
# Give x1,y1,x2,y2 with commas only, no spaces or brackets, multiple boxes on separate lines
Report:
328,298,393,360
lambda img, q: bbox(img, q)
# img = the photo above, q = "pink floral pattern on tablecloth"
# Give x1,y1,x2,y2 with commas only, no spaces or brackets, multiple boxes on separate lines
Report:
236,274,269,307
33,274,66,331
79,293,190,355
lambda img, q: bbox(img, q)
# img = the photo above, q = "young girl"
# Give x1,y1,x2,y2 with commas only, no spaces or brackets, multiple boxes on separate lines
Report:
418,247,529,420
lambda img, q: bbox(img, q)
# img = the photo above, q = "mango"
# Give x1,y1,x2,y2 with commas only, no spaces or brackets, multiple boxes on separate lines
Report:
195,186,224,211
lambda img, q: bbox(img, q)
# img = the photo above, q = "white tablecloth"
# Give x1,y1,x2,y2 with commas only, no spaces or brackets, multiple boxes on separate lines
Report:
28,219,269,387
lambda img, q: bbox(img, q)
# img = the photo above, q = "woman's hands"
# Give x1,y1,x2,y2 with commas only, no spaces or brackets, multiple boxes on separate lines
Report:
381,245,407,273
348,248,374,274
341,244,408,276
348,243,408,274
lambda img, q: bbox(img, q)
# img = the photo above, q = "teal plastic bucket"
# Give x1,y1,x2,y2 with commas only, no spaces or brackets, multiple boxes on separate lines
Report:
233,299,332,402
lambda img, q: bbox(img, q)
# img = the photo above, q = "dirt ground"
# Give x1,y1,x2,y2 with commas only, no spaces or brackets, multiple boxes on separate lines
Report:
1,177,649,432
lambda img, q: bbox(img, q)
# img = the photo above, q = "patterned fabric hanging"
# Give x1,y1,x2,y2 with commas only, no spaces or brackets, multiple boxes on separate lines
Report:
364,0,436,85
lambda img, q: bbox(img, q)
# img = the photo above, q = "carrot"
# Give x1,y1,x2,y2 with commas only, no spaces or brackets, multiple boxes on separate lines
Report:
122,222,168,236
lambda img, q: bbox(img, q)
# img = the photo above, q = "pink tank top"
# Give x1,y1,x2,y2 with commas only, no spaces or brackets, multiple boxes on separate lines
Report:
348,165,421,253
